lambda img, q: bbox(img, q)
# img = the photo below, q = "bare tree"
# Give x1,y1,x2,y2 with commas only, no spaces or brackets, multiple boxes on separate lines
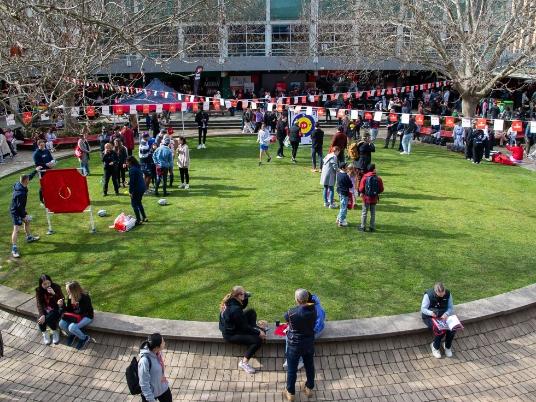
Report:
312,0,536,116
0,0,203,129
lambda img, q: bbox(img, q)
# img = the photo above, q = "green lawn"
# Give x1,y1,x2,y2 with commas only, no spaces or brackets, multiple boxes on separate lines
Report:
1,136,535,322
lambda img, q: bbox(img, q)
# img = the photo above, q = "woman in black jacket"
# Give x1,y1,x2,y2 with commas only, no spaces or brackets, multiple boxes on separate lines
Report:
36,274,64,345
219,286,266,374
113,138,128,187
102,143,119,196
58,281,94,350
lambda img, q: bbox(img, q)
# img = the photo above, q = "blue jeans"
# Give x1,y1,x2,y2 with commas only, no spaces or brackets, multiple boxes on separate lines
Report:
311,148,323,169
285,331,322,366
59,317,92,340
323,186,334,205
370,128,379,141
286,343,315,395
337,194,349,222
402,134,412,153
80,158,90,176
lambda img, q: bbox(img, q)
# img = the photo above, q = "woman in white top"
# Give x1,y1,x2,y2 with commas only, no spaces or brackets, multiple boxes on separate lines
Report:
175,136,190,189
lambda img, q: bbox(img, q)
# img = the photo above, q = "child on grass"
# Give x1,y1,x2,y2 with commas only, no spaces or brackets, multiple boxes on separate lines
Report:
336,163,353,227
257,123,272,166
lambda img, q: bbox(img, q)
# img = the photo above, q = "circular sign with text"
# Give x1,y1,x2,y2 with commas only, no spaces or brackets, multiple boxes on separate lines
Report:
292,113,315,137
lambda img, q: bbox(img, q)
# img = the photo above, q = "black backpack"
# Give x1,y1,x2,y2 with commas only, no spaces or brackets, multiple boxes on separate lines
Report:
364,175,379,197
125,355,151,395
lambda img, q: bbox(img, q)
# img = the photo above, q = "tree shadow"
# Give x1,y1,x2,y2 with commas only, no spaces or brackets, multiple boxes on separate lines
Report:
376,224,469,239
387,192,461,201
160,183,255,199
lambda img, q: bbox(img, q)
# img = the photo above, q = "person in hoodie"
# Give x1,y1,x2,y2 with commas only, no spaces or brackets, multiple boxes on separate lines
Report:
336,163,353,228
358,164,384,232
10,169,41,258
127,156,148,225
102,143,120,196
139,133,154,192
138,333,172,402
152,137,173,196
319,146,341,209
283,288,317,401
219,286,266,374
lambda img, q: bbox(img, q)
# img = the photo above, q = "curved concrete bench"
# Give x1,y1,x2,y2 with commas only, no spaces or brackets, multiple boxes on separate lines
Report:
1,283,535,343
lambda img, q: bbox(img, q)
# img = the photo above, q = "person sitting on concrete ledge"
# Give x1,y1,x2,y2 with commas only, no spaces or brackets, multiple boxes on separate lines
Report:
219,286,266,374
58,281,95,350
36,274,64,345
421,282,455,359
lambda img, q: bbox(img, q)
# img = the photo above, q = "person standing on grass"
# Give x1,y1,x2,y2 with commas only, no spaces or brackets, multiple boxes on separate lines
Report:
36,274,64,345
465,124,475,161
288,121,301,163
276,115,288,158
257,123,272,166
122,123,135,157
10,170,41,258
421,282,456,359
401,116,417,155
113,138,128,187
58,281,94,350
138,333,172,402
283,288,317,401
102,143,120,196
152,137,173,196
127,156,148,225
176,136,190,189
195,108,209,149
320,146,340,209
139,133,154,193
219,286,267,375
310,123,324,172
335,163,353,227
356,134,375,171
330,127,348,166
77,130,91,176
472,129,485,164
358,164,384,232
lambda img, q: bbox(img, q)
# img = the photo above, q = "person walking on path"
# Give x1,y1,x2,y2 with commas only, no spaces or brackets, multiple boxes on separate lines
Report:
127,156,148,225
276,115,288,158
358,164,384,232
58,281,94,350
310,123,324,172
257,123,272,166
138,333,173,402
195,109,209,149
102,143,120,196
176,136,190,189
152,137,173,196
336,163,353,227
10,169,41,258
283,288,317,401
77,130,91,176
288,121,301,163
330,127,348,166
421,282,456,359
36,274,64,345
219,286,266,375
320,146,340,209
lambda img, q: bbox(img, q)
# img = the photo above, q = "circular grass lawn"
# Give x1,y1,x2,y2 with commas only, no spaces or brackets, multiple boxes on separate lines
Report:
1,136,535,322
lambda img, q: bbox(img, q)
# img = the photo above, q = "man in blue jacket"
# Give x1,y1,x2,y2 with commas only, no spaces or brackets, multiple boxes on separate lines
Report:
283,289,317,401
152,137,173,196
10,169,41,258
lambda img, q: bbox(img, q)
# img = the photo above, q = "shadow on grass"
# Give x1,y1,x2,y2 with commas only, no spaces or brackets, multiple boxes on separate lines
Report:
158,183,255,198
387,192,461,201
377,224,469,239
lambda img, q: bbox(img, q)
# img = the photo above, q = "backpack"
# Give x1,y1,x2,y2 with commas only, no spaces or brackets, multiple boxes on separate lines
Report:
125,355,151,395
364,175,379,197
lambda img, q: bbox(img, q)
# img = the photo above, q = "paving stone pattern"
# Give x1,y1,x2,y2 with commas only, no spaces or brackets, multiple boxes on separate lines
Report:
0,307,535,402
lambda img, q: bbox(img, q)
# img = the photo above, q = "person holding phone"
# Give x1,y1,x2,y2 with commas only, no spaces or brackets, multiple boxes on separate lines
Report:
58,281,94,350
35,274,64,345
219,286,266,374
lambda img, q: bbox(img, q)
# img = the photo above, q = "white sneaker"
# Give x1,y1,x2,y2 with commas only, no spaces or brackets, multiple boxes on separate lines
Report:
238,360,255,374
338,220,348,227
276,155,283,159
431,343,441,359
42,331,51,345
197,144,202,149
179,184,185,189
324,202,329,207
283,360,288,369
202,144,206,149
184,184,189,189
52,330,60,345
329,203,338,209
443,343,453,358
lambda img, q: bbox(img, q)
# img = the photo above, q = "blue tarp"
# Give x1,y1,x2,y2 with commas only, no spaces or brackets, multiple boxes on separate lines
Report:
119,79,177,105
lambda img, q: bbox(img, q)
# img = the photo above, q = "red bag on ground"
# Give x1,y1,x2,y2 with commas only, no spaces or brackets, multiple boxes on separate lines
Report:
491,152,515,166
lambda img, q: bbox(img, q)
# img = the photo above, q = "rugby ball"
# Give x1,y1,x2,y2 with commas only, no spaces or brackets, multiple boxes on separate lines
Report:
158,198,167,206
97,209,107,217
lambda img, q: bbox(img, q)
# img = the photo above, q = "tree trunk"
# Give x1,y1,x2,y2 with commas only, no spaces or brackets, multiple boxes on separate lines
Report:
63,91,79,134
461,95,479,118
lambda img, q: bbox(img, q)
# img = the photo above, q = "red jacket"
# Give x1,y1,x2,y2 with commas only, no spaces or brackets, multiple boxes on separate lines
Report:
506,145,523,161
122,128,135,150
330,132,347,152
359,172,384,205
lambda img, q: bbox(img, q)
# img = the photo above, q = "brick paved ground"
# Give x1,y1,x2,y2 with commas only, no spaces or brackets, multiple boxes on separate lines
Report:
0,306,535,401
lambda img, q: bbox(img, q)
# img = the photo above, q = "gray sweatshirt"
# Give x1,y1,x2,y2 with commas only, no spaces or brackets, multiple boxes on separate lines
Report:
138,347,169,401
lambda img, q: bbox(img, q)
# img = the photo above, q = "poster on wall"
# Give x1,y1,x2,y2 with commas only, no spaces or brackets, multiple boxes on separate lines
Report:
288,110,318,145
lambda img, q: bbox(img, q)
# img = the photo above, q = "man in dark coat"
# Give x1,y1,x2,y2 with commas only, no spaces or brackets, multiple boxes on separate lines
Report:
195,109,209,149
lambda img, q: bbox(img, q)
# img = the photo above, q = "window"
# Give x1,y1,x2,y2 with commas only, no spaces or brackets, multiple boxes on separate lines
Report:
183,26,219,57
271,24,308,56
228,24,265,56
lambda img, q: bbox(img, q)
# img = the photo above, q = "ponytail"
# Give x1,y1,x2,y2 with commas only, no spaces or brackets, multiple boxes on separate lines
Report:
219,285,245,313
141,333,163,351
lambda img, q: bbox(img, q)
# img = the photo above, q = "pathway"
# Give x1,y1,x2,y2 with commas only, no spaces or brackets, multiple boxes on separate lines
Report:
0,305,535,401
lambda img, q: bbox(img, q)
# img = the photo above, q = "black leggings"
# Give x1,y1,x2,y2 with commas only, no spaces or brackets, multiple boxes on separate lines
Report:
131,192,146,222
179,168,189,184
198,127,207,144
290,141,299,159
155,167,169,195
119,166,126,185
277,137,285,157
38,309,61,332
103,168,119,195
223,309,262,359
142,387,172,402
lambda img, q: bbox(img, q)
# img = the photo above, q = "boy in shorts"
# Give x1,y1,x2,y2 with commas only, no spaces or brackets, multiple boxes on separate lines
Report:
10,170,41,258
257,123,272,166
